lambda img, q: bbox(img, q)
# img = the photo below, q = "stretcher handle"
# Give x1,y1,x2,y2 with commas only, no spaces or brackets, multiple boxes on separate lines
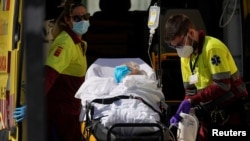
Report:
107,123,164,141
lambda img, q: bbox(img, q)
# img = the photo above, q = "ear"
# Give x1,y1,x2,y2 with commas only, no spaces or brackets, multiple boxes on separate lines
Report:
188,29,195,36
187,29,196,39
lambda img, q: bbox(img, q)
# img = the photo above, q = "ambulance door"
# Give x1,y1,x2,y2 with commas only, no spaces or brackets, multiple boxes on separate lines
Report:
0,0,23,140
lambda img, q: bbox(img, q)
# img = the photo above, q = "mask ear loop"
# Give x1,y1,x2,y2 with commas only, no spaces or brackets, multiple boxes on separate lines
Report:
184,34,194,47
188,35,196,52
191,38,194,47
183,35,188,46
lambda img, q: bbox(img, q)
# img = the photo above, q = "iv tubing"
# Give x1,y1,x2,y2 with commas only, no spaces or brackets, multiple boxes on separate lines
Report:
219,0,238,28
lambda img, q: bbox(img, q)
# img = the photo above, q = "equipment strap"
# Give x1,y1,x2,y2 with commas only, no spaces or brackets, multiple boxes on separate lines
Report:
90,95,161,114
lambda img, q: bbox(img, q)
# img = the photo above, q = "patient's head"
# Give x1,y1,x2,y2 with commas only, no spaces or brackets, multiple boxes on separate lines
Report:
114,62,146,83
125,62,146,75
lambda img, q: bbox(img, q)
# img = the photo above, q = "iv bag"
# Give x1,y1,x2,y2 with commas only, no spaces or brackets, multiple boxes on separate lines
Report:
148,5,160,30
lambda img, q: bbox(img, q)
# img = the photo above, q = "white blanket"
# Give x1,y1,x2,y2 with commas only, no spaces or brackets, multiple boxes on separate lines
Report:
74,58,167,135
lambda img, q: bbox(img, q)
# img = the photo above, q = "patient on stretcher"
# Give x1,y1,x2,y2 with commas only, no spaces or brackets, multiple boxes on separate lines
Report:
75,61,167,136
114,61,147,83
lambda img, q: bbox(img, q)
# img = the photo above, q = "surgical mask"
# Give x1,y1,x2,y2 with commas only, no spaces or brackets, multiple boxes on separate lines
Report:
176,37,194,58
176,45,193,58
114,65,131,83
72,20,90,35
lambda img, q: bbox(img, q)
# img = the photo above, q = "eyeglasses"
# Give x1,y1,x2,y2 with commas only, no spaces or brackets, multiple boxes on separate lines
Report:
71,13,90,22
168,36,187,49
168,43,183,49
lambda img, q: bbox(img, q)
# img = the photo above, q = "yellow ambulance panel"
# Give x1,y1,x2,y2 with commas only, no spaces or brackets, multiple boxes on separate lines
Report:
0,0,23,140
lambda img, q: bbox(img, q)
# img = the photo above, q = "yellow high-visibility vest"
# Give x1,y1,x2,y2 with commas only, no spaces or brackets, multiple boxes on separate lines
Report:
46,31,87,77
181,36,238,90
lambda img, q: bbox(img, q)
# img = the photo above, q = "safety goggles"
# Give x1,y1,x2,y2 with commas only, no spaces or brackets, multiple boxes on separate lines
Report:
71,13,90,22
168,35,187,49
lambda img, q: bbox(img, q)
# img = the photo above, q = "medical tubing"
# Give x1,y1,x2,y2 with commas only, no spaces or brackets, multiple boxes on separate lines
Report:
147,3,161,88
157,69,162,88
147,3,159,69
147,29,162,88
219,0,238,28
168,124,178,141
148,31,155,68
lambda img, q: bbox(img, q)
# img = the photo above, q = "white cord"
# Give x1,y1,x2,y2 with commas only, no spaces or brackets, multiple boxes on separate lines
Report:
219,0,238,28
148,32,155,69
168,124,178,141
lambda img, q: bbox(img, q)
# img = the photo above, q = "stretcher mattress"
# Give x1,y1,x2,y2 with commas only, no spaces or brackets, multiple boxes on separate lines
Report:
75,58,167,136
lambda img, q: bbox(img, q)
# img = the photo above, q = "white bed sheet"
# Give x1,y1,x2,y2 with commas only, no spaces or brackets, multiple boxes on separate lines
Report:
75,58,167,135
85,58,156,80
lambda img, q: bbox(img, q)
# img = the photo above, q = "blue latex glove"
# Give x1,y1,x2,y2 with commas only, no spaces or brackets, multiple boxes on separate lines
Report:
114,65,131,83
170,100,191,125
13,105,27,122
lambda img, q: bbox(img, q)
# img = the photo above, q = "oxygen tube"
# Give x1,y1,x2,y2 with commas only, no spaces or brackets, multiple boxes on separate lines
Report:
147,2,161,88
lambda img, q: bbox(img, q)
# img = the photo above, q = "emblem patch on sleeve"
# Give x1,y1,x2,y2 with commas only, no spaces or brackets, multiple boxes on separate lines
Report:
54,46,63,57
211,55,221,66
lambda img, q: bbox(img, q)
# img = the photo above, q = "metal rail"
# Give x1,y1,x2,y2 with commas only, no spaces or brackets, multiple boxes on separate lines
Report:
23,0,46,140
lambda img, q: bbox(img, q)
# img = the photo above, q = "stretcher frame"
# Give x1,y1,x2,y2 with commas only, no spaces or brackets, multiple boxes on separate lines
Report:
79,58,168,141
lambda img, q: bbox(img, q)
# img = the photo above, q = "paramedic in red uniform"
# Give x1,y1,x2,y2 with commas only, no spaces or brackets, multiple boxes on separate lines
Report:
45,2,90,141
164,14,248,141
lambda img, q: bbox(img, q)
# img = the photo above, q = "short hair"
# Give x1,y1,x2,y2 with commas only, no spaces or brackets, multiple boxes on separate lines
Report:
164,14,195,43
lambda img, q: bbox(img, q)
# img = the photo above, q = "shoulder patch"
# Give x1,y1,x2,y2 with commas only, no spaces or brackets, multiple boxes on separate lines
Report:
211,55,221,66
54,46,63,57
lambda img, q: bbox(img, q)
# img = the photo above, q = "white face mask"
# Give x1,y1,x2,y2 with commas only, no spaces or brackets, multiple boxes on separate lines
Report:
176,45,193,58
176,36,194,58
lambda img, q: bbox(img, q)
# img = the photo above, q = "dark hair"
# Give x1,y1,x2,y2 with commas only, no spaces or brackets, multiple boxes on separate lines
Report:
164,14,195,43
63,2,86,18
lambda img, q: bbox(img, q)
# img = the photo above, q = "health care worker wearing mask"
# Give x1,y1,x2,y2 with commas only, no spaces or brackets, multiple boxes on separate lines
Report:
164,14,248,141
45,2,90,141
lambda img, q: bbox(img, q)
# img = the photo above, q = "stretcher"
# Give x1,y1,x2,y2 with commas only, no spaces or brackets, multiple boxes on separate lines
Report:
75,58,174,141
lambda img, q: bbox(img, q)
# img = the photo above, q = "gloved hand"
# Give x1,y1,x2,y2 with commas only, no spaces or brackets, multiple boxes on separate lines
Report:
169,100,191,125
170,113,182,125
13,105,27,122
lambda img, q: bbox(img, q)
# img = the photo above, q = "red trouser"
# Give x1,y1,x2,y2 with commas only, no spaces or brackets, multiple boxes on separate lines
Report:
46,103,82,141
197,111,241,141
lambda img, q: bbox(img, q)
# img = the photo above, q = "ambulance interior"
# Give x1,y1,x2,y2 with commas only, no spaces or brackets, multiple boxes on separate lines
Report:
43,0,250,124
44,0,222,102
44,0,250,104
43,1,250,139
1,0,250,141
